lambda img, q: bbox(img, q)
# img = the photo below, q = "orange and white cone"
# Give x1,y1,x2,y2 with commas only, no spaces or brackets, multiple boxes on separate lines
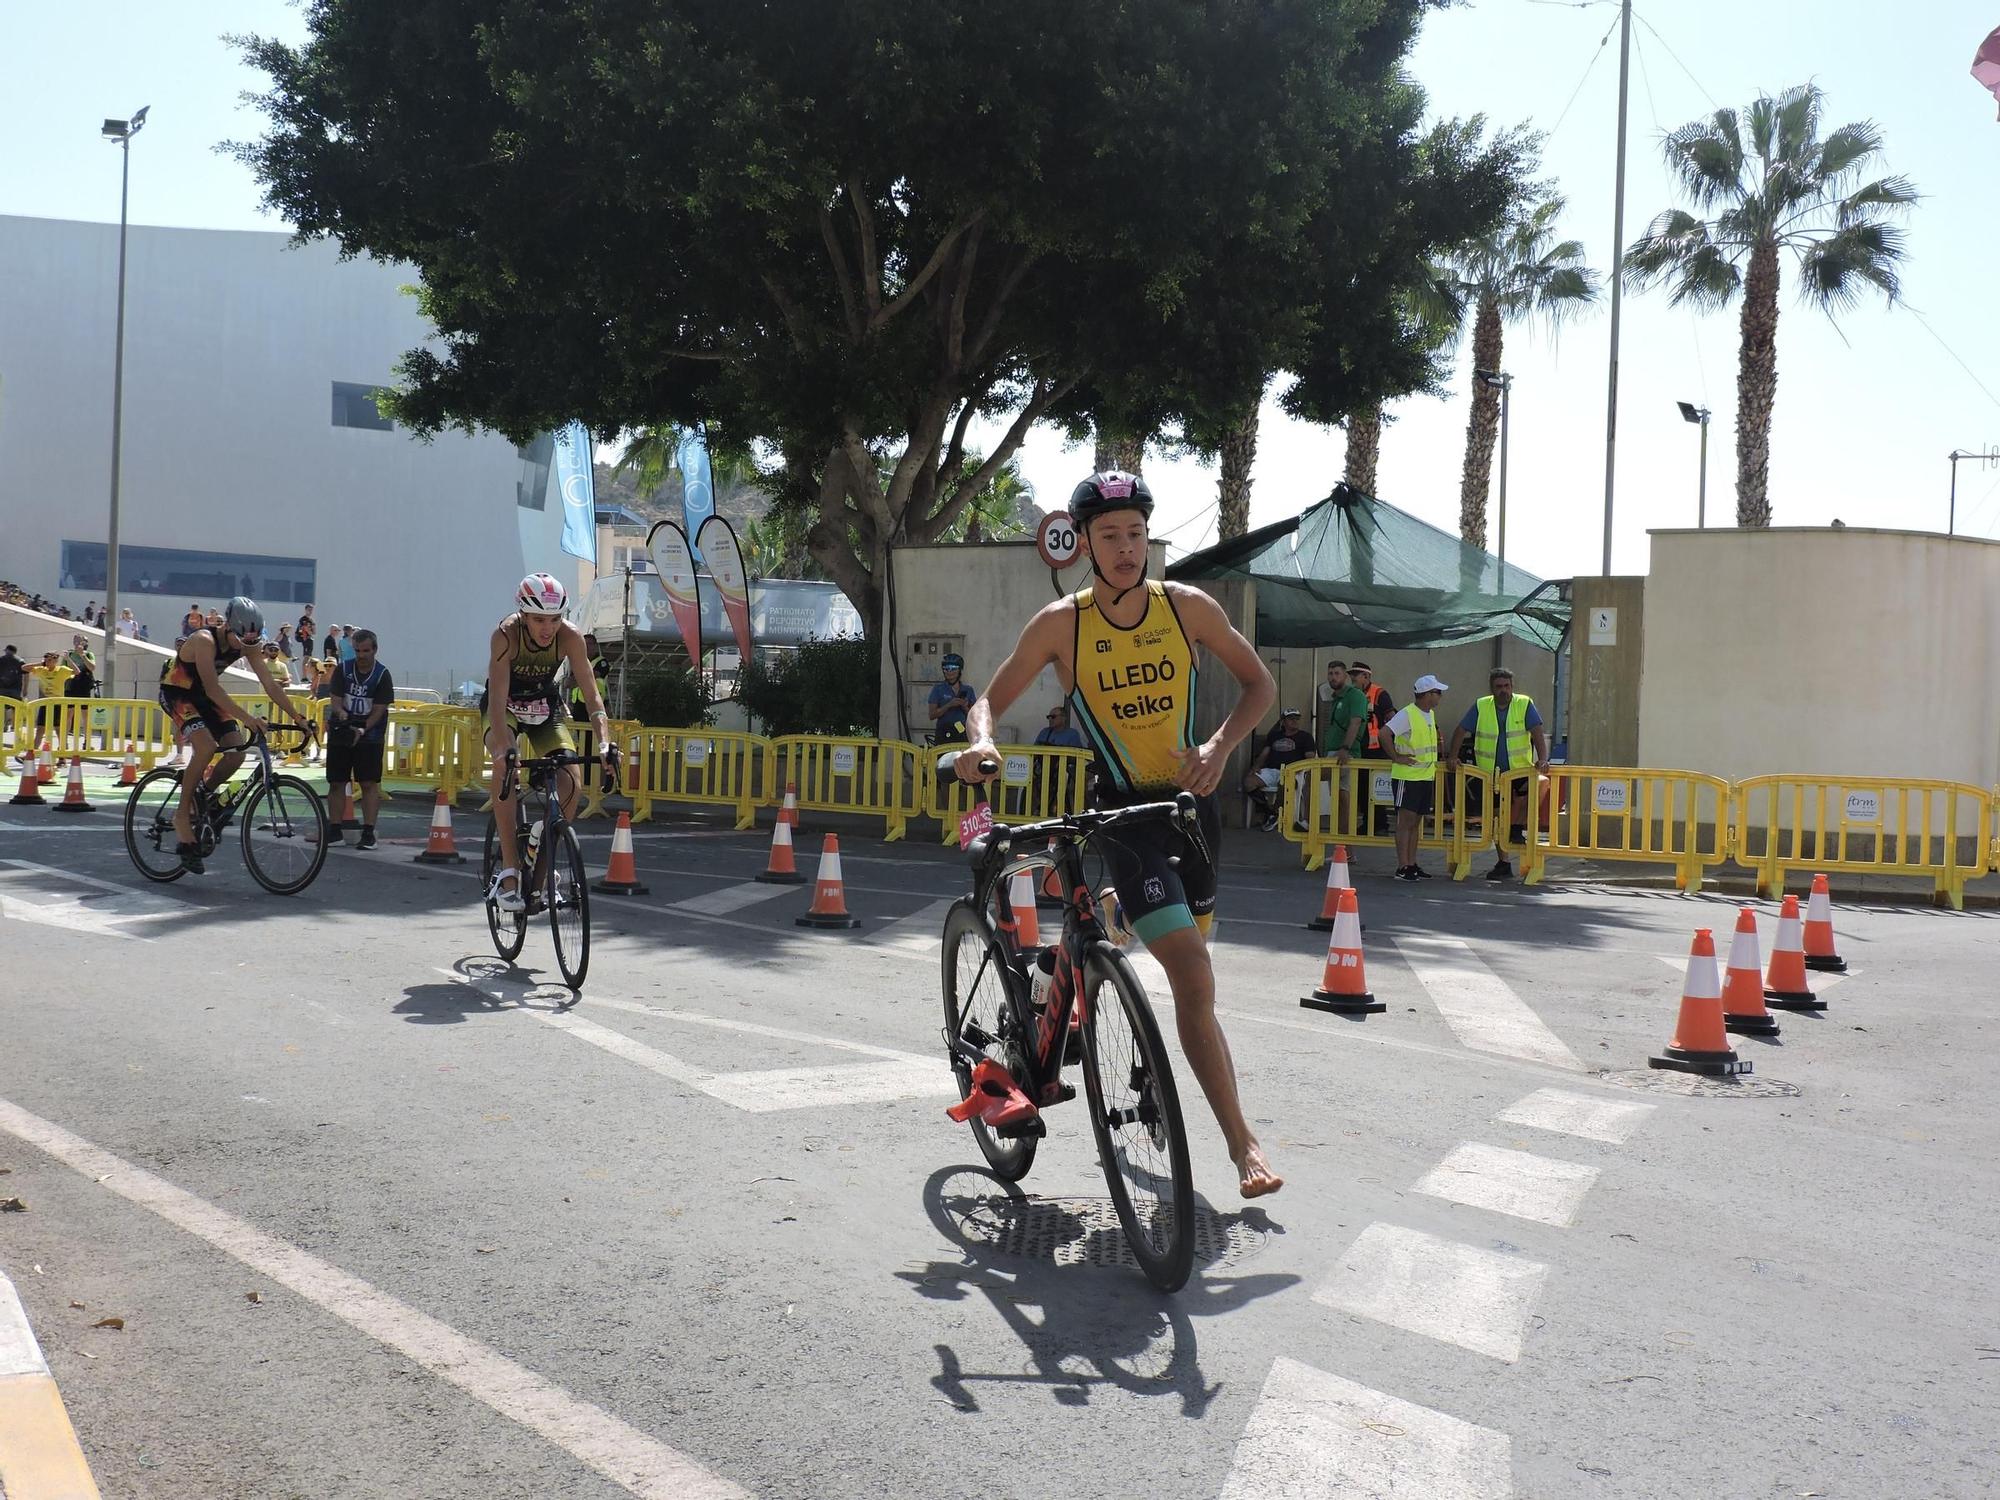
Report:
796,833,861,929
119,742,138,786
592,811,649,894
779,781,799,827
1307,845,1356,931
1650,929,1750,1076
1720,907,1780,1038
411,788,467,864
1301,887,1383,1015
10,760,46,805
1802,873,1847,973
51,755,94,814
756,817,805,884
1009,870,1041,949
1764,894,1824,1011
35,739,55,785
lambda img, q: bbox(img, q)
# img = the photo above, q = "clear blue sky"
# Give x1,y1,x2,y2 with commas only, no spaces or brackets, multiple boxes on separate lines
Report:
5,2,1998,578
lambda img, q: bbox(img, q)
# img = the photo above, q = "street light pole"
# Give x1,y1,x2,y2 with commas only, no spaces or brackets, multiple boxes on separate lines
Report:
100,105,148,698
1477,369,1513,571
1678,401,1711,527
1599,0,1632,575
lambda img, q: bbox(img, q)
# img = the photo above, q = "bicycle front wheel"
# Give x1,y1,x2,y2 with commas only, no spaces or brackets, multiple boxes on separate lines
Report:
482,818,527,962
941,899,1037,1183
1078,942,1195,1292
547,822,590,988
124,767,188,883
239,775,329,894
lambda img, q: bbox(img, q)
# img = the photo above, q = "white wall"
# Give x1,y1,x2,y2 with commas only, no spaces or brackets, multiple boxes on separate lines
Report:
0,214,553,694
1637,527,2000,787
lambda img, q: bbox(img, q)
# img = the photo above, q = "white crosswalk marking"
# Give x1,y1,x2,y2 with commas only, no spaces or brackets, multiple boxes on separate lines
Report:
1314,1223,1549,1362
1393,935,1582,1071
1220,1357,1513,1500
1413,1142,1601,1227
1496,1087,1655,1144
0,858,191,940
670,881,795,917
866,898,958,958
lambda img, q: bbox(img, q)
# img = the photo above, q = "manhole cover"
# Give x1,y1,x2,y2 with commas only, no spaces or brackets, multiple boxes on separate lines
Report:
1598,1069,1801,1099
946,1193,1269,1270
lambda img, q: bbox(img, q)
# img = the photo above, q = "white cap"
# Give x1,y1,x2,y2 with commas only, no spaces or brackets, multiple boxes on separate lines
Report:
1413,674,1449,694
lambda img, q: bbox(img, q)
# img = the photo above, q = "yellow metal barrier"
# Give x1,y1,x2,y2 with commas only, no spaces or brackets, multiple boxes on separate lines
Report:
1734,774,1991,910
2,695,37,763
772,735,924,841
1504,765,1729,893
927,744,1093,844
19,697,173,767
625,727,765,828
1284,758,1480,876
385,707,482,796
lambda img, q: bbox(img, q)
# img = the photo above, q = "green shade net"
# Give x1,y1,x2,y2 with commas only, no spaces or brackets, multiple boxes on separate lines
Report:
1166,484,1569,651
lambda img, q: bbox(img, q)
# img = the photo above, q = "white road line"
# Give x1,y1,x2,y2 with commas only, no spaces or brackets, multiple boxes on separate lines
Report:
1219,1356,1512,1500
866,898,958,957
0,1097,751,1500
0,1268,51,1380
1652,953,1849,991
669,881,795,917
1392,935,1583,1071
1313,1223,1549,1363
1496,1087,1655,1145
0,858,193,940
584,997,926,1063
1412,1142,1601,1228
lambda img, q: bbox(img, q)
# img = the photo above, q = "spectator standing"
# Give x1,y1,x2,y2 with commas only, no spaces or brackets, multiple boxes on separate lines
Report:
1348,659,1396,833
321,626,340,660
337,625,357,666
62,635,97,699
117,607,139,638
138,622,151,643
1032,704,1086,748
324,630,394,847
1241,707,1315,831
1447,665,1549,881
569,633,610,721
178,605,205,645
82,602,99,626
297,606,316,649
1383,674,1447,880
29,652,71,699
275,623,295,663
927,652,975,745
0,645,23,739
1316,659,1371,834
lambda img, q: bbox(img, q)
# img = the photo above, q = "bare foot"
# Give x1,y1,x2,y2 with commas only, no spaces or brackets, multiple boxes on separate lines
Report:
1235,1144,1284,1199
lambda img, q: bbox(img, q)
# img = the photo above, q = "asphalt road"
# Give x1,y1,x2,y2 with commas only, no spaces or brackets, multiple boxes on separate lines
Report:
1,795,1995,1499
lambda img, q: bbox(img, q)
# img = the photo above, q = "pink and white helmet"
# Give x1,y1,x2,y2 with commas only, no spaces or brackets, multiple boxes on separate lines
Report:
516,572,568,617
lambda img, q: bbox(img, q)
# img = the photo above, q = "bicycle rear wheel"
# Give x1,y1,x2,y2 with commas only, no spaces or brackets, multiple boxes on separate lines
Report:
547,823,590,988
482,818,528,962
123,767,188,883
941,899,1037,1182
239,775,330,894
1078,942,1195,1292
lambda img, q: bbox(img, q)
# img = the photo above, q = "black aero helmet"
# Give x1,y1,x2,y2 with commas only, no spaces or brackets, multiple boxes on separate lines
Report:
1068,470,1155,532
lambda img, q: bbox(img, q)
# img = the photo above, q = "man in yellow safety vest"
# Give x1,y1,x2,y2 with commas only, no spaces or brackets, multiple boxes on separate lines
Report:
1382,674,1447,881
1447,665,1550,881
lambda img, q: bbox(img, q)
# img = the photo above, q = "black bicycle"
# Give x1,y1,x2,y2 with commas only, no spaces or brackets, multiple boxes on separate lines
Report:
124,724,328,894
483,748,613,989
938,754,1197,1292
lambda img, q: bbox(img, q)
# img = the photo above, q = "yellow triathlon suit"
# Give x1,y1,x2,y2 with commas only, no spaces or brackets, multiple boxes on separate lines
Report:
484,618,577,758
1067,581,1218,941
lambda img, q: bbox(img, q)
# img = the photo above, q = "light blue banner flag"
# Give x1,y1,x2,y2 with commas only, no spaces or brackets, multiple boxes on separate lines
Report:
677,428,715,561
555,421,598,564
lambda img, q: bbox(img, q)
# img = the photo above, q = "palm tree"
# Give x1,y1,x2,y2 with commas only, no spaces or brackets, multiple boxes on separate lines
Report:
947,456,1036,543
1216,401,1260,541
1623,85,1913,527
1441,193,1598,548
1341,407,1383,497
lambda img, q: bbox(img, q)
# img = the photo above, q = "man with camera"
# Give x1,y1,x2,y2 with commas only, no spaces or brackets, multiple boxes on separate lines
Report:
324,628,394,849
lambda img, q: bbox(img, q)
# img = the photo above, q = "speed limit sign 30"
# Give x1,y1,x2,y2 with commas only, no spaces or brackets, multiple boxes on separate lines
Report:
1036,511,1081,570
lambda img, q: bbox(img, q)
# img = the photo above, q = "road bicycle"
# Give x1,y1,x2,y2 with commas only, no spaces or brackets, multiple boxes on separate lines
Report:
124,724,328,894
482,747,615,989
937,753,1197,1292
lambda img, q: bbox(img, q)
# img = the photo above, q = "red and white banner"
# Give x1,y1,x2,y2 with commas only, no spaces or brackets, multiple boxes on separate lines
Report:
645,520,704,664
696,514,755,662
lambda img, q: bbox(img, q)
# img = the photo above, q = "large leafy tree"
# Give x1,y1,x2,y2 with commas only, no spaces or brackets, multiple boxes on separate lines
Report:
1623,84,1914,526
1437,191,1598,548
237,0,1492,632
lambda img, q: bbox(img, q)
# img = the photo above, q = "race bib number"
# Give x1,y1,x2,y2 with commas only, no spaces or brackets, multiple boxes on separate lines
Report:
507,697,551,725
958,802,994,850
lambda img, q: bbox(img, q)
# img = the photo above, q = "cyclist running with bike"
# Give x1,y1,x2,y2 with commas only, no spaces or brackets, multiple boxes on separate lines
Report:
955,472,1283,1199
158,596,309,873
484,573,618,912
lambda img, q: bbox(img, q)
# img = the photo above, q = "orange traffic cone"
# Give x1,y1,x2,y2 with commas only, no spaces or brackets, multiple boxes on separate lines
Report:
1720,907,1780,1038
412,788,467,864
10,761,45,805
51,755,94,814
779,781,799,827
1650,929,1750,1076
1802,873,1847,973
756,817,805,884
1307,845,1356,931
1009,870,1041,949
119,743,138,786
1301,887,1383,1015
796,833,861,929
35,739,55,784
592,811,649,894
1764,894,1824,1011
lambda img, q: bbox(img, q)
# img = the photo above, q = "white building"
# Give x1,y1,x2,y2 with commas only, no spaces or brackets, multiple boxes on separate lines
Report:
0,214,578,695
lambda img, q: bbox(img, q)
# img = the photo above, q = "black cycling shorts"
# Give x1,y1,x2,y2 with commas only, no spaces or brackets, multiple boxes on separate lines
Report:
160,684,239,743
325,738,385,786
1097,791,1220,944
